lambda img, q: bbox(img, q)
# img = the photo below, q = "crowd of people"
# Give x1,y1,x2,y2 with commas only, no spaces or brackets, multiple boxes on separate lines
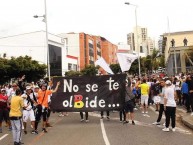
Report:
1,73,193,145
0,75,60,145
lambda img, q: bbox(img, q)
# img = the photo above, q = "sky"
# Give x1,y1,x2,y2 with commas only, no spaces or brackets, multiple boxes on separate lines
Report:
0,0,193,45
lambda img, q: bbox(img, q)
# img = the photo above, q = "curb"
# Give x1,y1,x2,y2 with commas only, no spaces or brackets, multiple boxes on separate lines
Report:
182,115,193,130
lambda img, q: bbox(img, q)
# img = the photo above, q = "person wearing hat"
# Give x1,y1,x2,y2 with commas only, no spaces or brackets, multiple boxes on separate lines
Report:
162,80,177,132
34,81,60,133
21,86,37,134
0,88,11,133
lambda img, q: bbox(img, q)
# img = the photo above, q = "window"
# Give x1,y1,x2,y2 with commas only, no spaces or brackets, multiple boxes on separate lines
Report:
49,44,62,76
68,63,72,70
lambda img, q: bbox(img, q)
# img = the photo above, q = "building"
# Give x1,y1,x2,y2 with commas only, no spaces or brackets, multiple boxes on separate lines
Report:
162,31,193,75
0,31,70,76
127,26,150,57
58,33,118,73
0,31,118,76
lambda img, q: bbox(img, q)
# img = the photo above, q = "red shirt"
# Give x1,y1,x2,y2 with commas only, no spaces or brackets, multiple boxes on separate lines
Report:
0,94,8,109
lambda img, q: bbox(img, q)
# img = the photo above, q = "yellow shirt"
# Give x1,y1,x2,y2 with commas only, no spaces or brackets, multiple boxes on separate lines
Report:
9,96,24,117
139,83,149,96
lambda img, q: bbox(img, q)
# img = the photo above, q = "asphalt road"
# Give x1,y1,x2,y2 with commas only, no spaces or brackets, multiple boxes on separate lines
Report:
1,106,193,145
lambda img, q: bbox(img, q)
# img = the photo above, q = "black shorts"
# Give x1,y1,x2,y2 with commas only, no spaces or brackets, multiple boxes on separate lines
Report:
0,108,9,122
124,101,134,113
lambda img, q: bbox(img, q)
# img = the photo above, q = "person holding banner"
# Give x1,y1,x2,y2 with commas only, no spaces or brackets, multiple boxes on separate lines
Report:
80,112,89,122
123,80,135,125
34,81,60,133
100,111,110,120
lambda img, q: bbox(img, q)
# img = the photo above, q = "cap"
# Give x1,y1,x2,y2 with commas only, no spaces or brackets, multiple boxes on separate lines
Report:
26,86,31,90
1,88,6,91
34,85,39,89
165,80,171,85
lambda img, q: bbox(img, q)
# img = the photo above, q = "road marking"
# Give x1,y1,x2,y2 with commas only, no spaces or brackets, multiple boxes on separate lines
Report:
0,134,8,141
100,119,110,145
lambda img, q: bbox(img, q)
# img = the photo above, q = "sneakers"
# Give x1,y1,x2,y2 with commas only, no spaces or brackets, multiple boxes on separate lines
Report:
80,119,84,122
100,116,104,119
132,120,135,125
123,121,129,124
162,128,169,132
59,114,64,117
152,122,160,125
142,111,144,114
85,120,89,123
172,128,176,132
31,130,38,134
145,111,148,114
42,128,48,133
134,108,138,110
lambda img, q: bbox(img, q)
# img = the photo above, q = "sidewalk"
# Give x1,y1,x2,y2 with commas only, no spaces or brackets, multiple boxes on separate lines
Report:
177,107,193,130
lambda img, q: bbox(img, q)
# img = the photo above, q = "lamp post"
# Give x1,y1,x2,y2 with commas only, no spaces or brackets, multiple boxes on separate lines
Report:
125,2,141,77
34,0,50,81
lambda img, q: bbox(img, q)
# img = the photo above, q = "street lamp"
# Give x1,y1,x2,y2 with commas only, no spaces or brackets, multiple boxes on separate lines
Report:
34,0,50,81
125,2,141,77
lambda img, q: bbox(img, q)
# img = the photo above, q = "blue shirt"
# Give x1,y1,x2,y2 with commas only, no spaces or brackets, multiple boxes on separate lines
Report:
181,82,189,94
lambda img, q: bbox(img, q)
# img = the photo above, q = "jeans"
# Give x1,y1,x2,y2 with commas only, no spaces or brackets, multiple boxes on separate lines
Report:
11,119,22,143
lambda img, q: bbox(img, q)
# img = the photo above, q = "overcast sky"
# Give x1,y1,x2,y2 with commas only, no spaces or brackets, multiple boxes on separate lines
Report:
0,0,193,44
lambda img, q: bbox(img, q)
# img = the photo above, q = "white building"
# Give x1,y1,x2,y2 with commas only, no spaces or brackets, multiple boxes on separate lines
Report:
0,31,78,76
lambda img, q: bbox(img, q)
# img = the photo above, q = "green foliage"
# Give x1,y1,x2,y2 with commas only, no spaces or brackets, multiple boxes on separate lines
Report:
129,59,139,74
0,55,47,84
80,65,98,76
65,70,81,77
109,64,121,74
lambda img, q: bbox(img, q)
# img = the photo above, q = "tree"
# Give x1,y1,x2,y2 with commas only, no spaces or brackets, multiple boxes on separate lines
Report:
109,64,121,74
65,70,81,77
80,65,98,76
0,55,47,84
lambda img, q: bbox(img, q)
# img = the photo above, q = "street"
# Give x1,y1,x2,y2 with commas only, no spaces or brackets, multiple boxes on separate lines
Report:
1,106,193,145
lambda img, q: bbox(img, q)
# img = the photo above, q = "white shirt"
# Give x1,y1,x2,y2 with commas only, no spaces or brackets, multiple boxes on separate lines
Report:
160,87,165,104
165,86,176,107
21,93,34,111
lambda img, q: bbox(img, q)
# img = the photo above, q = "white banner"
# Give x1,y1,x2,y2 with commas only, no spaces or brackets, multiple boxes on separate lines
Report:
95,57,114,74
116,53,138,72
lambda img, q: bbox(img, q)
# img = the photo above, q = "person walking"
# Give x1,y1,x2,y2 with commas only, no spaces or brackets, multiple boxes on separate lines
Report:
9,89,24,145
152,80,166,125
138,79,150,114
162,80,177,132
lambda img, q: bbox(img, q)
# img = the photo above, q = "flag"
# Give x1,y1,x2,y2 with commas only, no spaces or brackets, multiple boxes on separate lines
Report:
95,57,114,74
116,53,138,72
